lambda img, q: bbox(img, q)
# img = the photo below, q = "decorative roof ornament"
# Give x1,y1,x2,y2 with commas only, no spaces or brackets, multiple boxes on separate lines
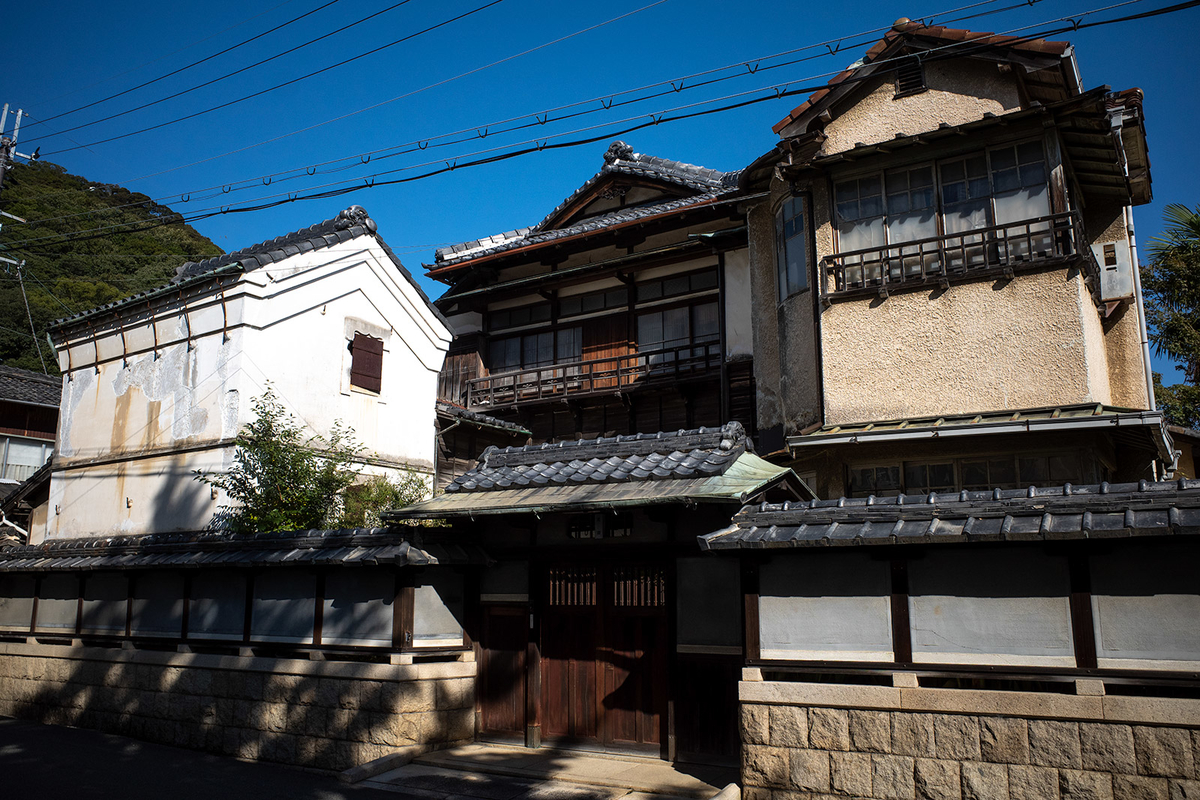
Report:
335,205,376,233
603,140,635,164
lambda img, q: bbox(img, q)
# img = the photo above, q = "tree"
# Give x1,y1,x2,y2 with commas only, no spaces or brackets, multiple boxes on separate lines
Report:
339,472,431,528
1141,203,1200,427
195,385,361,534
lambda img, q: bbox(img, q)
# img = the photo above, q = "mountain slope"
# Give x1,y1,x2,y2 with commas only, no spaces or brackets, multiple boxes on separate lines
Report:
0,160,223,374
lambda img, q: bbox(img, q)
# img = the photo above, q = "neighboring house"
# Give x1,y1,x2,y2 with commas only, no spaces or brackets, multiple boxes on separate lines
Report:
431,141,756,442
38,205,452,542
0,364,59,493
740,19,1165,495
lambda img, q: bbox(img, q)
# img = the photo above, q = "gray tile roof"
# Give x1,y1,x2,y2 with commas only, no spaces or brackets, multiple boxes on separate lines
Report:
436,400,530,436
443,422,748,494
0,526,485,571
51,206,447,331
0,365,61,408
431,141,741,268
699,479,1200,550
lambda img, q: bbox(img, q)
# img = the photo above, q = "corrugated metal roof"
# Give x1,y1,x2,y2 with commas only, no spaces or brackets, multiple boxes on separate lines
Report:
699,479,1200,551
0,527,483,572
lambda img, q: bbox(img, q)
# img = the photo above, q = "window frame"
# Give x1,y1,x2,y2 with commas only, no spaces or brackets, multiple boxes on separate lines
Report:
831,137,1052,257
775,193,812,301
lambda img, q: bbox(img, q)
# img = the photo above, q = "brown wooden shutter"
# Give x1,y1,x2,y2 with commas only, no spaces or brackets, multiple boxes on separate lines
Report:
350,333,384,393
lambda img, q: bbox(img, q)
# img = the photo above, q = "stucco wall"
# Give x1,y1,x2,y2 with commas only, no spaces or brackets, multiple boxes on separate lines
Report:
821,268,1109,426
0,641,473,772
741,676,1200,800
817,60,1021,155
41,237,450,540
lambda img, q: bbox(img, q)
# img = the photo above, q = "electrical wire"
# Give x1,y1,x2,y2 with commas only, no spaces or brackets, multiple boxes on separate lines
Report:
20,0,1042,227
39,0,510,157
25,0,346,131
8,0,1194,251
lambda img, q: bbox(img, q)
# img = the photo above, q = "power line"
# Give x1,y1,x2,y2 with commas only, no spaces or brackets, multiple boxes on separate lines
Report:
24,0,348,131
31,0,305,108
8,0,1191,251
95,0,1028,190
19,0,1036,227
39,0,510,157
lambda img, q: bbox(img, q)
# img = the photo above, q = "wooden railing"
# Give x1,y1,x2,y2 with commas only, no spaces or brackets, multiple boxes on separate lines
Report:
822,211,1096,300
464,340,722,409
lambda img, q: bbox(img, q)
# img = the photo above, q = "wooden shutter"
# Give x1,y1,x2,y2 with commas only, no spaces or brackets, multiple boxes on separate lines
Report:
350,333,383,393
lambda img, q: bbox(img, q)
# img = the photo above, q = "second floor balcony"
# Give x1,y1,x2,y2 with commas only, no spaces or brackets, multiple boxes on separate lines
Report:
463,340,722,410
822,207,1099,301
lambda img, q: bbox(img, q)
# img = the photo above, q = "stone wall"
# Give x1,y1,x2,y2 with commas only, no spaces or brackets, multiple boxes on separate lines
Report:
741,674,1200,800
0,640,475,772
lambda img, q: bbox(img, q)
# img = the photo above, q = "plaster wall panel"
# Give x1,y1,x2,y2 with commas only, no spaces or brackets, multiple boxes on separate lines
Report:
1091,542,1200,670
820,268,1104,425
908,549,1075,666
759,552,893,661
724,248,754,358
818,61,1021,155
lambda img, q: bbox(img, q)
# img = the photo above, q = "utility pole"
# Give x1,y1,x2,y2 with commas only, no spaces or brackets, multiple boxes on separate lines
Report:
0,103,47,372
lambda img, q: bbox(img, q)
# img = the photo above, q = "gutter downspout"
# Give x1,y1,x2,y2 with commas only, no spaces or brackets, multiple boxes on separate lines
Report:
1127,205,1156,412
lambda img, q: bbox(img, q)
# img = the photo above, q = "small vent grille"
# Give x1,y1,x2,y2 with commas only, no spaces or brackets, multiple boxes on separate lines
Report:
895,58,927,97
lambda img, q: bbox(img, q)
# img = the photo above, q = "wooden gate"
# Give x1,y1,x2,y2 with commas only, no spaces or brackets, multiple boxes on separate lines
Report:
541,563,667,752
478,604,527,739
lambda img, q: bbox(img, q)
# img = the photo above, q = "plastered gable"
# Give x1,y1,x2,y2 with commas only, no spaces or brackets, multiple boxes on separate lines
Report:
819,58,1023,155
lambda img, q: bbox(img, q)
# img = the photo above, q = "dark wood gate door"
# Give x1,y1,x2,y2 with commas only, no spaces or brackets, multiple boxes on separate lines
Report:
542,562,667,753
479,604,527,739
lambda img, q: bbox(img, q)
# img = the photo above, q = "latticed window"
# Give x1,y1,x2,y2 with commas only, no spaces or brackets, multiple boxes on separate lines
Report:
349,332,383,393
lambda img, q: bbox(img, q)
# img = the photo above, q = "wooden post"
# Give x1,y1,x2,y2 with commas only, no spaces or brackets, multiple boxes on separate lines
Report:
525,562,542,749
313,571,325,648
742,559,760,663
1069,553,1098,669
393,570,415,651
890,557,912,665
180,573,192,641
241,572,255,646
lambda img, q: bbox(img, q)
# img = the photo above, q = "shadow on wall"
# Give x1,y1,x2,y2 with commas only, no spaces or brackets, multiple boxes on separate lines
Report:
150,454,213,534
4,652,472,774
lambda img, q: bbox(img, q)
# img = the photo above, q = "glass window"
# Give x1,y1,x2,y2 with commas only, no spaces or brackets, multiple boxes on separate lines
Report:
775,196,810,298
2,437,52,482
835,176,886,254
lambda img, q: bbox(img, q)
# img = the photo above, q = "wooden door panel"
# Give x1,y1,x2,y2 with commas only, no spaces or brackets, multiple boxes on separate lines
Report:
583,316,630,391
479,605,526,735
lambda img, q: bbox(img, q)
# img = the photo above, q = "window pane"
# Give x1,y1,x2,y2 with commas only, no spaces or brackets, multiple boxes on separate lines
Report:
929,463,955,490
638,281,662,302
691,270,718,291
1019,163,1046,187
663,307,689,345
1019,457,1050,484
875,466,901,493
664,276,689,297
582,293,604,313
556,327,582,361
990,458,1018,486
990,147,1017,171
1017,140,1045,164
993,168,1020,193
692,303,719,341
560,297,581,317
961,461,989,488
637,313,663,347
1048,455,1079,483
531,303,551,323
905,464,928,492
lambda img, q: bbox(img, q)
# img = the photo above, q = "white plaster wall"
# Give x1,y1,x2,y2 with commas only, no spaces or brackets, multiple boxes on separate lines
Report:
39,234,451,542
724,248,753,358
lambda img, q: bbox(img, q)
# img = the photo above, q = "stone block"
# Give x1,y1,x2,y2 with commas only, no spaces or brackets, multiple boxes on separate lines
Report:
316,678,343,709
742,787,772,800
769,706,808,749
387,680,436,714
1081,724,1136,775
915,758,960,800
895,714,937,758
872,754,916,800
1114,776,1168,800
435,678,474,710
744,745,789,788
1170,780,1200,800
1060,769,1114,800
1030,720,1083,770
1009,765,1060,800
980,717,1028,765
810,708,850,751
935,716,981,762
742,705,771,746
357,681,386,712
961,762,1008,800
1135,727,1195,778
791,749,831,793
445,707,475,742
338,680,361,710
263,703,287,733
850,709,892,753
831,751,873,797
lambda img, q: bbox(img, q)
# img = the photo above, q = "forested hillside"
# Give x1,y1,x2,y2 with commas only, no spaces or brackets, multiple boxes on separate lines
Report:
0,161,222,374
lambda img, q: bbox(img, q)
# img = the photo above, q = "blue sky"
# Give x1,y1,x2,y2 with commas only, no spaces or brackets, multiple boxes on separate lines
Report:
5,0,1198,381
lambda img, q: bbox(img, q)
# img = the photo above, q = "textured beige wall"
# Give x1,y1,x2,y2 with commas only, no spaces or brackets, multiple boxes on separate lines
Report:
821,269,1109,425
0,641,474,772
819,61,1020,155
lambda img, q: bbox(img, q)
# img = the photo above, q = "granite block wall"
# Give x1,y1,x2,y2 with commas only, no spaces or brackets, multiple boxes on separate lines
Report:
741,678,1200,800
0,642,475,772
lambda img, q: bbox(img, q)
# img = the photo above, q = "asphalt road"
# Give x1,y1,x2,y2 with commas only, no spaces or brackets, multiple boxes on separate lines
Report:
0,717,416,800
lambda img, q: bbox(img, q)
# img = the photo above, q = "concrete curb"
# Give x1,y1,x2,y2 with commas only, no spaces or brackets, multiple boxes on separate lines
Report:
339,745,423,784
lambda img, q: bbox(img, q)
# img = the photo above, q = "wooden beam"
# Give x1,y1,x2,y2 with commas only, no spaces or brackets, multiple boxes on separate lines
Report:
742,560,760,662
393,571,415,650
